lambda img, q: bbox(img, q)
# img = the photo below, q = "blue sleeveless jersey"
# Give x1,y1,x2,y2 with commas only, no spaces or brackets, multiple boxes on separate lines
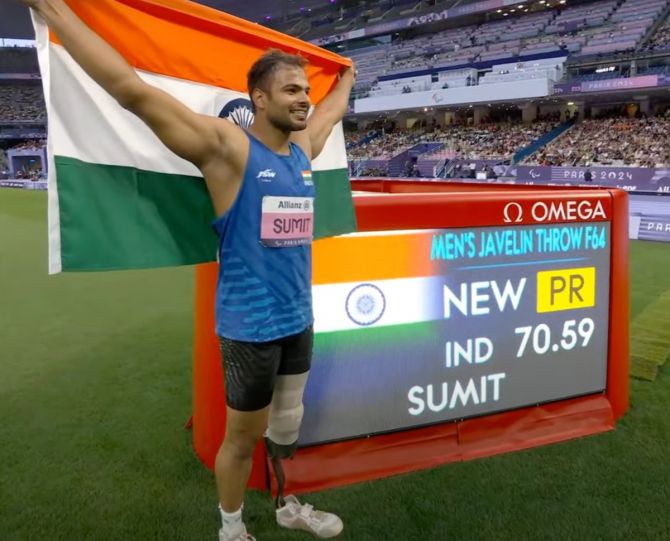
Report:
212,132,315,342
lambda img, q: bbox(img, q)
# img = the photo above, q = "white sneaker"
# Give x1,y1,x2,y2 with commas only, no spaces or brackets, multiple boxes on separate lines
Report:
276,495,343,538
218,524,255,541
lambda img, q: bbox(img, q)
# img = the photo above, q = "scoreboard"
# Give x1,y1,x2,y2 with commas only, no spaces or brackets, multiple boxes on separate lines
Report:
191,180,629,496
302,222,611,445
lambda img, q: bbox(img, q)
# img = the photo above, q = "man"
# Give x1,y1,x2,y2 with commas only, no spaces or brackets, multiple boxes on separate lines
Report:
23,1,355,540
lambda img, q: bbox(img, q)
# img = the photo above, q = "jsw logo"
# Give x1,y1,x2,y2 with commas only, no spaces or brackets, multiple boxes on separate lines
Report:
257,169,277,180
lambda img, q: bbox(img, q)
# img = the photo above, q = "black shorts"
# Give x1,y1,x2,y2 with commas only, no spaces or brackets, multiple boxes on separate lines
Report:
219,325,313,412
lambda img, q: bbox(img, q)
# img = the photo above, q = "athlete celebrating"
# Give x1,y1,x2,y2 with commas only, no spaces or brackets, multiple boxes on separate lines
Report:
23,1,355,540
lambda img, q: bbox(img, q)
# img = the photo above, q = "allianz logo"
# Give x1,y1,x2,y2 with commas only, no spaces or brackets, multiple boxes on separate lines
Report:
257,169,277,181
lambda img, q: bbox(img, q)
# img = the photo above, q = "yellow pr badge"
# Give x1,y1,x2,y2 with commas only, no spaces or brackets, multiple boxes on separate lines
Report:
537,267,596,313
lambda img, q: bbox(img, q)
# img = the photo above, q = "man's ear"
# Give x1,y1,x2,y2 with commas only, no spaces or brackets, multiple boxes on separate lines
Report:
252,88,266,112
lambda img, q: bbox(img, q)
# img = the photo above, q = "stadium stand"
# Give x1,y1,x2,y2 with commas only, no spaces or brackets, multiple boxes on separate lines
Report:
575,0,668,57
0,148,8,173
347,128,442,162
0,84,46,122
523,114,670,168
348,0,670,99
0,46,39,73
642,12,670,50
5,138,47,179
346,119,564,177
348,106,670,173
569,64,670,82
11,139,45,151
0,46,44,125
337,0,670,179
424,121,561,160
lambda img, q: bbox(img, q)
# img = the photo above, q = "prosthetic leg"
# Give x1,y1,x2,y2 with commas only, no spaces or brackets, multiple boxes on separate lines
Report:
265,372,345,537
264,372,309,508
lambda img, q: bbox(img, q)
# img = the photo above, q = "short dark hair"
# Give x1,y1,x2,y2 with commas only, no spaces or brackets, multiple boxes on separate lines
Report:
247,49,308,111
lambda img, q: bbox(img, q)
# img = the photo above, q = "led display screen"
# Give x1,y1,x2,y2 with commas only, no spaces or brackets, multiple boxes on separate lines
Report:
300,223,611,446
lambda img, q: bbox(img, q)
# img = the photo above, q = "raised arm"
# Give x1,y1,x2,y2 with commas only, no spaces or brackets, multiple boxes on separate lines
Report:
24,0,236,168
298,65,356,160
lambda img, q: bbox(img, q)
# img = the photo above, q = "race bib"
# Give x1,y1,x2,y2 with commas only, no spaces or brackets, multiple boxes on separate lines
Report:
260,196,314,247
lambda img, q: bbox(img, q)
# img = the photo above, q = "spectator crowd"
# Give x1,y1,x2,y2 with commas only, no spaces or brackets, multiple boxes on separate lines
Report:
0,85,46,122
348,128,444,160
347,111,670,174
439,120,559,160
525,114,670,168
0,140,47,180
0,149,8,177
11,139,45,152
642,15,670,51
347,120,560,163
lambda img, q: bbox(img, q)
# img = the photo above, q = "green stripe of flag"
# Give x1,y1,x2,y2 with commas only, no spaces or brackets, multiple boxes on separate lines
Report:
56,156,217,271
56,156,356,272
313,168,357,240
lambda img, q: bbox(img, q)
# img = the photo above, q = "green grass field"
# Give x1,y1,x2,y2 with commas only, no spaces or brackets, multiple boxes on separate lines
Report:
2,189,670,541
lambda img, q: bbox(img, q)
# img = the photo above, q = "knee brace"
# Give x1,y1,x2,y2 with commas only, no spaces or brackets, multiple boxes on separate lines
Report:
265,372,309,458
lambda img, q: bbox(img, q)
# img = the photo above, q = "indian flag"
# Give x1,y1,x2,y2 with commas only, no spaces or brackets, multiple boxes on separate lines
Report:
32,0,356,273
312,229,446,333
301,170,314,186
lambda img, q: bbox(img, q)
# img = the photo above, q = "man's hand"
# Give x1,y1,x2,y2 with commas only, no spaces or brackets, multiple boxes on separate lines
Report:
293,59,356,160
340,61,357,81
21,0,229,171
20,0,59,19
20,0,49,9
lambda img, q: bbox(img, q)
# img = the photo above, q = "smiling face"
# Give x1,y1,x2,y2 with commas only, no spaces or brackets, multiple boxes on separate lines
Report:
253,64,311,133
248,50,311,134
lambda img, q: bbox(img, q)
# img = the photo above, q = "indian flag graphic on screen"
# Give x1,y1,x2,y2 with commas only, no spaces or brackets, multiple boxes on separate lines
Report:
31,0,355,273
312,230,447,333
